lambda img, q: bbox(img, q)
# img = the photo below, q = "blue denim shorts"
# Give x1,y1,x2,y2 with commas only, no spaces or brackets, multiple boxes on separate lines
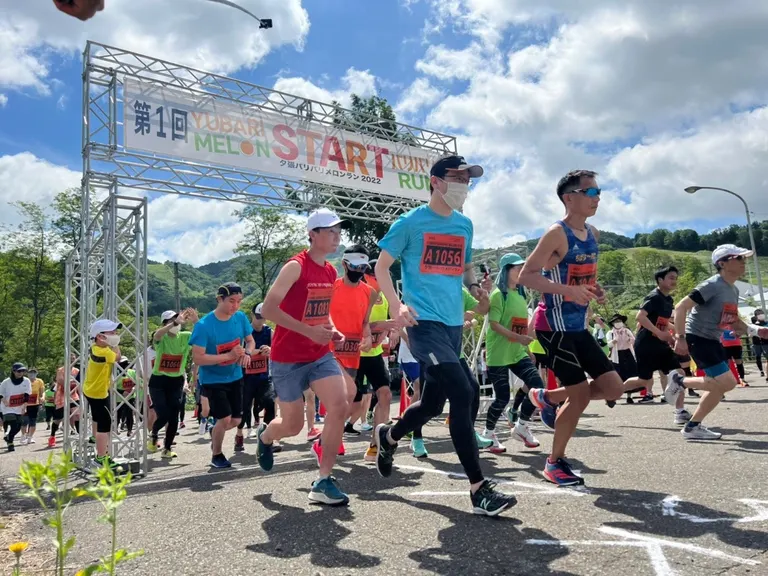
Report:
271,353,342,402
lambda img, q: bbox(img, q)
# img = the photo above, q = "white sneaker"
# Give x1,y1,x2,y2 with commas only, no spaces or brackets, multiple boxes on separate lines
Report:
198,421,207,436
481,429,506,454
19,436,29,446
248,427,259,439
512,421,540,448
674,410,692,426
28,436,36,444
681,424,722,440
663,372,684,404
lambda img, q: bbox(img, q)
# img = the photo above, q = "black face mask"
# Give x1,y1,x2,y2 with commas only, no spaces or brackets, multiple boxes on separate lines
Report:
346,270,365,283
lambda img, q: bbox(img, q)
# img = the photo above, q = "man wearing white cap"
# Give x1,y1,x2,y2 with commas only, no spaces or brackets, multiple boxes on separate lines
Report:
83,318,122,467
668,244,768,440
257,208,351,506
148,308,198,459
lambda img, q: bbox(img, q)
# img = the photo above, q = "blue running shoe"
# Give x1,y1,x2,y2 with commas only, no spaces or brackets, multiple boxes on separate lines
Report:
256,423,274,472
475,430,493,449
210,453,232,469
308,477,349,506
410,437,428,458
529,389,556,430
543,458,584,486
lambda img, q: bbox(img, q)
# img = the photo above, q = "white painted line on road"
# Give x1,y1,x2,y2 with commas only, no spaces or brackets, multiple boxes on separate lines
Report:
396,463,586,497
661,495,768,524
736,499,768,523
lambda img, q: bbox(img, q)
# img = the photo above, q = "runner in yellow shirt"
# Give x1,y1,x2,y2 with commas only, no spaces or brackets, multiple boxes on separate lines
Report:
20,367,45,445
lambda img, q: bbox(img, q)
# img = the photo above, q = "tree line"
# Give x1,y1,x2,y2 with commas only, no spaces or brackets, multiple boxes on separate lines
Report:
627,222,768,255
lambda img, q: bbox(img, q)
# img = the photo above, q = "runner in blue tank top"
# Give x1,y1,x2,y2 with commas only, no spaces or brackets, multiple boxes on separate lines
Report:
519,170,623,487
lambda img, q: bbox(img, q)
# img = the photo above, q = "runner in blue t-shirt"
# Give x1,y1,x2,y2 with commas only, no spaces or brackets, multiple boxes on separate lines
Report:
190,282,255,468
373,154,516,518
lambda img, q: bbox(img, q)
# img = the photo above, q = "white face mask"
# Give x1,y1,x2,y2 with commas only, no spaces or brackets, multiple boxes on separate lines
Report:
758,314,765,322
168,324,181,336
441,181,468,211
613,322,624,330
104,333,121,347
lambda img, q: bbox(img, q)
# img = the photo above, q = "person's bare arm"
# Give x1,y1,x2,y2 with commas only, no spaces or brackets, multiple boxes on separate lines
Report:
473,292,490,315
375,251,402,316
261,261,312,337
636,309,665,339
192,345,238,366
490,320,531,344
464,263,481,299
673,297,696,337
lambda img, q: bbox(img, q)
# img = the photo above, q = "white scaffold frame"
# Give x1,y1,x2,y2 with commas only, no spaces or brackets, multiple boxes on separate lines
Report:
64,41,458,475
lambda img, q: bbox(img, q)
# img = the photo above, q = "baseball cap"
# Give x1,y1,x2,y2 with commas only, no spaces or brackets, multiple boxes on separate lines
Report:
12,362,27,373
161,310,178,322
499,253,525,268
307,208,350,232
89,318,122,339
712,244,753,265
217,282,243,298
430,155,484,179
342,252,370,267
252,303,264,316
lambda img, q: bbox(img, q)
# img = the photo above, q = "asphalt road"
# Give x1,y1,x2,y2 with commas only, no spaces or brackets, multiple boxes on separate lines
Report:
3,367,768,576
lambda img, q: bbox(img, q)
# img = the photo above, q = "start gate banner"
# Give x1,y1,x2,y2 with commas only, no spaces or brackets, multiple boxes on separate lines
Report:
123,78,441,201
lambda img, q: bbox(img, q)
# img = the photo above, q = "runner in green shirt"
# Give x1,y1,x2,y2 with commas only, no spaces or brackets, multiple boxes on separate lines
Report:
481,253,548,453
44,384,56,430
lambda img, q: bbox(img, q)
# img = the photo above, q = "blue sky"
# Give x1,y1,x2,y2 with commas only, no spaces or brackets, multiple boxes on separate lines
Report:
2,0,768,265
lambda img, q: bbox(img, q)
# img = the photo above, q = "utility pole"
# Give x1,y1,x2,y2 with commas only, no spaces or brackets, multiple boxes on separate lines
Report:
174,262,180,311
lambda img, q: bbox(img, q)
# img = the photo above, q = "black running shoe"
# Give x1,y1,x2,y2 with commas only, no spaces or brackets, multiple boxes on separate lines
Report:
606,400,616,408
374,424,397,478
688,389,700,398
471,480,517,516
638,394,654,404
344,422,360,436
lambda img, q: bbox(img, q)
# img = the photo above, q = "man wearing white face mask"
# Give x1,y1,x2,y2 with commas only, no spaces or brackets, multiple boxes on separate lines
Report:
83,318,122,467
148,308,197,459
374,154,518,517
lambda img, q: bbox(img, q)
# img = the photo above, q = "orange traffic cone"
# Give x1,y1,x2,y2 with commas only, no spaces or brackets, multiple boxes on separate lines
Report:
398,376,411,417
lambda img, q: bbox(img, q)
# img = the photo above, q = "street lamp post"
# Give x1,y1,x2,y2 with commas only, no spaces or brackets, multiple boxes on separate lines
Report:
684,186,766,313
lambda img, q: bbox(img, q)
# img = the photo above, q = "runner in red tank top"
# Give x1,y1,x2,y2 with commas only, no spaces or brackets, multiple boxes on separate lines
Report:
257,208,352,506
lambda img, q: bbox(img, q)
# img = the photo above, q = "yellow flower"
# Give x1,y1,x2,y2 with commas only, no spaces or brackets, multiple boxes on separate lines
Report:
9,541,28,555
75,571,86,576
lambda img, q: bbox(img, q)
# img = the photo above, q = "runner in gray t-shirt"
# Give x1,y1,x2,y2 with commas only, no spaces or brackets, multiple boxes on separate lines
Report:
667,244,768,441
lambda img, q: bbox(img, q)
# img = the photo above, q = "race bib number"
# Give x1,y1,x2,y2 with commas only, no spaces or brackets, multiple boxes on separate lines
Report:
719,303,738,329
216,339,240,366
158,353,183,374
334,335,361,360
245,354,268,375
8,394,25,407
510,317,528,336
28,394,38,404
655,316,670,331
420,233,465,276
122,379,135,393
302,286,332,326
565,262,597,302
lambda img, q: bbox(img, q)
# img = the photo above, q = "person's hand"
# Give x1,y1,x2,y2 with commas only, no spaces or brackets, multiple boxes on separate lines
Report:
594,283,606,305
566,285,598,306
480,275,493,292
674,337,688,357
658,331,675,345
259,345,270,355
395,303,419,328
54,0,104,21
360,335,373,353
331,329,345,343
305,324,336,345
239,354,251,368
463,320,473,330
516,334,534,346
228,345,245,361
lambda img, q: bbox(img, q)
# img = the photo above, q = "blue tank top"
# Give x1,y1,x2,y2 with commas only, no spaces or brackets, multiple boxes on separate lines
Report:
540,221,598,332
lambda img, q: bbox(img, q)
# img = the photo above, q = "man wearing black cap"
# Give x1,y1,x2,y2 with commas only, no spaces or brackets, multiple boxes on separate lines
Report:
0,363,32,451
190,282,256,468
374,154,517,517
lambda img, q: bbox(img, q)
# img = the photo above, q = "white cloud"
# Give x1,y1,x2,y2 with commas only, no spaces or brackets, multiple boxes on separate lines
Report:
396,78,444,116
413,0,768,245
0,94,7,107
1,1,310,96
272,67,378,108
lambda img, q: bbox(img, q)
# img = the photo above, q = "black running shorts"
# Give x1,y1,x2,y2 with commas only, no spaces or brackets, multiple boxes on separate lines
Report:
201,380,243,420
724,346,742,361
634,341,680,381
536,330,614,387
355,355,390,394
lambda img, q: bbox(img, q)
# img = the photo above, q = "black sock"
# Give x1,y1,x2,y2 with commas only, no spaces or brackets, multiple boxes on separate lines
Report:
73,420,80,433
686,420,700,428
683,367,692,377
737,363,745,380
50,422,59,437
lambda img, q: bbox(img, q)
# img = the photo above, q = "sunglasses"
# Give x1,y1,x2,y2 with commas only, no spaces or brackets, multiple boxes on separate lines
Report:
723,255,746,262
567,187,601,197
345,262,370,272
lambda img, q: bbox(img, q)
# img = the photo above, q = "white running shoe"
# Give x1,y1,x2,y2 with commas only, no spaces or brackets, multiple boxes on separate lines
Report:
663,372,685,405
198,421,207,436
681,424,722,440
28,437,36,444
481,429,506,454
673,410,692,426
512,421,540,448
19,436,29,446
248,427,259,439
